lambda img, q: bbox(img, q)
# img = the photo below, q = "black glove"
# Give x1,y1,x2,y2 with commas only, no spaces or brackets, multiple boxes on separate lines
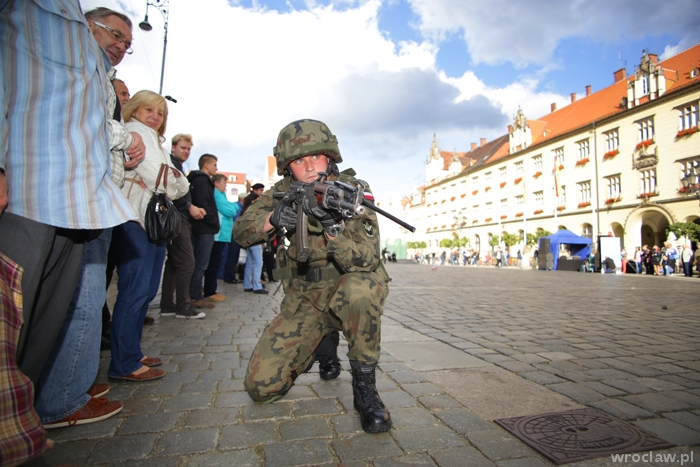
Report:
301,184,343,232
269,190,298,231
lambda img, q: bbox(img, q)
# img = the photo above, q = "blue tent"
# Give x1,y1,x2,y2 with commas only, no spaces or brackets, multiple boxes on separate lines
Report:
544,230,592,270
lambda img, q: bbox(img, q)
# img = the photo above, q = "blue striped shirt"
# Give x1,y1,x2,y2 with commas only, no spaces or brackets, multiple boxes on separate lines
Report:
0,0,134,229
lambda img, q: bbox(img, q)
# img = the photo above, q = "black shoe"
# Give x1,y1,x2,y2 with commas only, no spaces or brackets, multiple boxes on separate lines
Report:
350,361,392,433
253,289,269,294
244,288,253,292
224,279,242,284
176,307,206,319
100,336,110,352
318,355,341,380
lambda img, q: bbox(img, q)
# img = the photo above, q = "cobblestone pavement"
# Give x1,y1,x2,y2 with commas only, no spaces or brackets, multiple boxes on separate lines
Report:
27,264,699,466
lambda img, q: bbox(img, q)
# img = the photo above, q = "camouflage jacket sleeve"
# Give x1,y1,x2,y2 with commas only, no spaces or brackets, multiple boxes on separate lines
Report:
232,187,277,247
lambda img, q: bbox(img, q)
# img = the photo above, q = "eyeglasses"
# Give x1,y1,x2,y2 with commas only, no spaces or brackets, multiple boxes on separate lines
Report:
92,21,133,55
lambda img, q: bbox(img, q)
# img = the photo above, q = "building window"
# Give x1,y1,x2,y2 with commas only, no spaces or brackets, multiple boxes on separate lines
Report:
639,169,656,195
678,103,699,131
499,166,507,180
578,181,592,204
534,191,544,208
604,129,619,152
637,117,654,142
555,147,564,167
473,205,479,216
500,198,507,210
533,155,542,171
474,235,481,252
485,172,492,183
576,139,590,161
515,161,523,174
472,176,478,190
558,186,566,207
641,74,649,95
605,175,621,200
485,202,492,214
582,224,593,239
515,195,524,206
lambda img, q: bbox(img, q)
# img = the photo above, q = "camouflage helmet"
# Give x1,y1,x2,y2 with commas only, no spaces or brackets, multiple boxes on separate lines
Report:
273,119,342,175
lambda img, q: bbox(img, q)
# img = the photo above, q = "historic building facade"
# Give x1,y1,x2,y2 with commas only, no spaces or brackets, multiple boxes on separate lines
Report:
390,44,700,259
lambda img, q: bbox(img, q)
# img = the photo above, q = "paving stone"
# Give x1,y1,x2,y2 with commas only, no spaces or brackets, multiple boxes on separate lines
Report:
185,407,239,427
120,396,164,415
632,418,700,445
390,407,441,429
401,382,443,396
89,434,157,463
495,458,550,467
388,370,429,384
279,418,333,441
242,401,293,421
312,380,355,398
330,413,364,435
23,439,97,466
162,393,212,412
133,381,183,397
181,380,219,394
547,382,606,403
332,433,403,462
433,408,495,434
579,381,628,397
215,391,255,407
373,453,438,467
519,371,566,385
382,389,419,408
219,421,278,449
428,446,496,467
264,439,333,467
393,425,465,451
630,377,687,392
588,399,654,420
292,398,342,417
117,412,180,435
185,448,261,467
466,430,533,461
659,390,700,409
622,392,693,412
417,394,464,410
156,428,218,456
51,416,121,441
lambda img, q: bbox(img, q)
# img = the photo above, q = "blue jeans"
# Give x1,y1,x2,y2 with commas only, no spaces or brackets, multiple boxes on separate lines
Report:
109,222,166,377
223,241,242,282
244,244,263,291
636,261,643,274
190,233,214,300
34,228,112,423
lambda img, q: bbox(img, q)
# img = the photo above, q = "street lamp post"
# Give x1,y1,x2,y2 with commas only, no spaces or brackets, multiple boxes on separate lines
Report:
680,166,700,204
453,210,466,265
139,0,169,95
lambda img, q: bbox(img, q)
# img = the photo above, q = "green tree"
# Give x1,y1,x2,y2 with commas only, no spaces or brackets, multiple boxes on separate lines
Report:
501,231,521,248
407,241,427,249
488,235,500,248
439,238,454,249
667,222,700,242
526,228,552,246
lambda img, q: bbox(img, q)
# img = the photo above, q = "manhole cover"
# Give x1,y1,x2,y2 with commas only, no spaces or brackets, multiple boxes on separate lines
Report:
494,407,675,465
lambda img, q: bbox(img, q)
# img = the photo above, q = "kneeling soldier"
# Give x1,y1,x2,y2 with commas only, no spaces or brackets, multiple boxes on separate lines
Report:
233,119,392,433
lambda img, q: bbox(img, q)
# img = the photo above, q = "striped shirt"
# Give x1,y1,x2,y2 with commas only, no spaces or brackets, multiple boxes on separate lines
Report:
0,0,134,229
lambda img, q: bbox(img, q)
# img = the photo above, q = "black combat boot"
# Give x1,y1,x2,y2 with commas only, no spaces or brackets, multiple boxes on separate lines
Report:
350,361,392,433
316,331,341,380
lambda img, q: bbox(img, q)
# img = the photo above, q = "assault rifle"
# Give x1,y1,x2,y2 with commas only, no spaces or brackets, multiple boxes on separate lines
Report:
274,173,415,262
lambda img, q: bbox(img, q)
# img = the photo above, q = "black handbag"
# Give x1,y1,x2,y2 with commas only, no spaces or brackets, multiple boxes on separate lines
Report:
145,163,181,242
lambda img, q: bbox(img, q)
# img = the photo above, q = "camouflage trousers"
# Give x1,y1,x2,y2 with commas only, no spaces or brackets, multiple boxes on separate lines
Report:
245,271,387,402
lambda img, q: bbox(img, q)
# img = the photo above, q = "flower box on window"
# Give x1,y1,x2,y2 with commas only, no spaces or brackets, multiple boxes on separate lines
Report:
472,220,478,224
637,192,658,199
500,182,507,188
441,199,446,203
678,186,690,194
485,217,492,222
514,177,522,184
557,206,565,211
472,190,478,195
441,225,446,228
460,193,466,198
635,139,654,150
485,187,491,192
676,127,698,138
450,196,455,202
604,197,621,204
533,209,543,215
533,171,542,178
577,201,591,208
558,164,565,171
575,158,589,166
603,149,619,159
427,227,431,231
500,215,507,220
515,212,523,217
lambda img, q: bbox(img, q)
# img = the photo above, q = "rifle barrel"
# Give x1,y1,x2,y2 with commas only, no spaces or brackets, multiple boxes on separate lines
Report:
361,199,416,232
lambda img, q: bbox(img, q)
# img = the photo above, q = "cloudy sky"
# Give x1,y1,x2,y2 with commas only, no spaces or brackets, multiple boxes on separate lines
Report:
81,0,700,203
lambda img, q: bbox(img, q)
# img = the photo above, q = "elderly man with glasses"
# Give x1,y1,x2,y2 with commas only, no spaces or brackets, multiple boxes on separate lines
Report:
31,7,148,431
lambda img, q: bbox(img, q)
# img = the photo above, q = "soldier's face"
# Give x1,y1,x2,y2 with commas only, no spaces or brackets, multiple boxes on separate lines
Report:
289,154,329,183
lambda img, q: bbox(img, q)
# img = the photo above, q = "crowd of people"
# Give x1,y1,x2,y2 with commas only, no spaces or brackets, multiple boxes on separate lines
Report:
1,5,393,464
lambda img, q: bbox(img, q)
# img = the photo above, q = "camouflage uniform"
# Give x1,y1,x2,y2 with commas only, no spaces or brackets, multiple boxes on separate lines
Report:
233,170,390,402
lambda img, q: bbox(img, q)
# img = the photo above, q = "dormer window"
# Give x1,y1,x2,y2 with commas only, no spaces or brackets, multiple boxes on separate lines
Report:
691,69,699,79
641,74,649,95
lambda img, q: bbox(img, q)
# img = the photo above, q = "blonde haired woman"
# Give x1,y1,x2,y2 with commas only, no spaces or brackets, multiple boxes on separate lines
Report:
109,91,188,382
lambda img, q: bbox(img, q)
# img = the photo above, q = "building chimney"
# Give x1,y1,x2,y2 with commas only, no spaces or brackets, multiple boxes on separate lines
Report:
550,103,557,113
586,85,591,96
570,93,576,103
480,138,486,147
613,68,626,83
507,125,513,134
471,142,477,151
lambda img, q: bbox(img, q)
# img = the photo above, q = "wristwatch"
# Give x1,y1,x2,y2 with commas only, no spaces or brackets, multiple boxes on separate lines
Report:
325,221,345,238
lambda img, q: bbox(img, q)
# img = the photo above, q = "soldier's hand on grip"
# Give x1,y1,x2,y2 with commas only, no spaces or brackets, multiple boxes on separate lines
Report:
301,184,343,231
270,189,298,231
